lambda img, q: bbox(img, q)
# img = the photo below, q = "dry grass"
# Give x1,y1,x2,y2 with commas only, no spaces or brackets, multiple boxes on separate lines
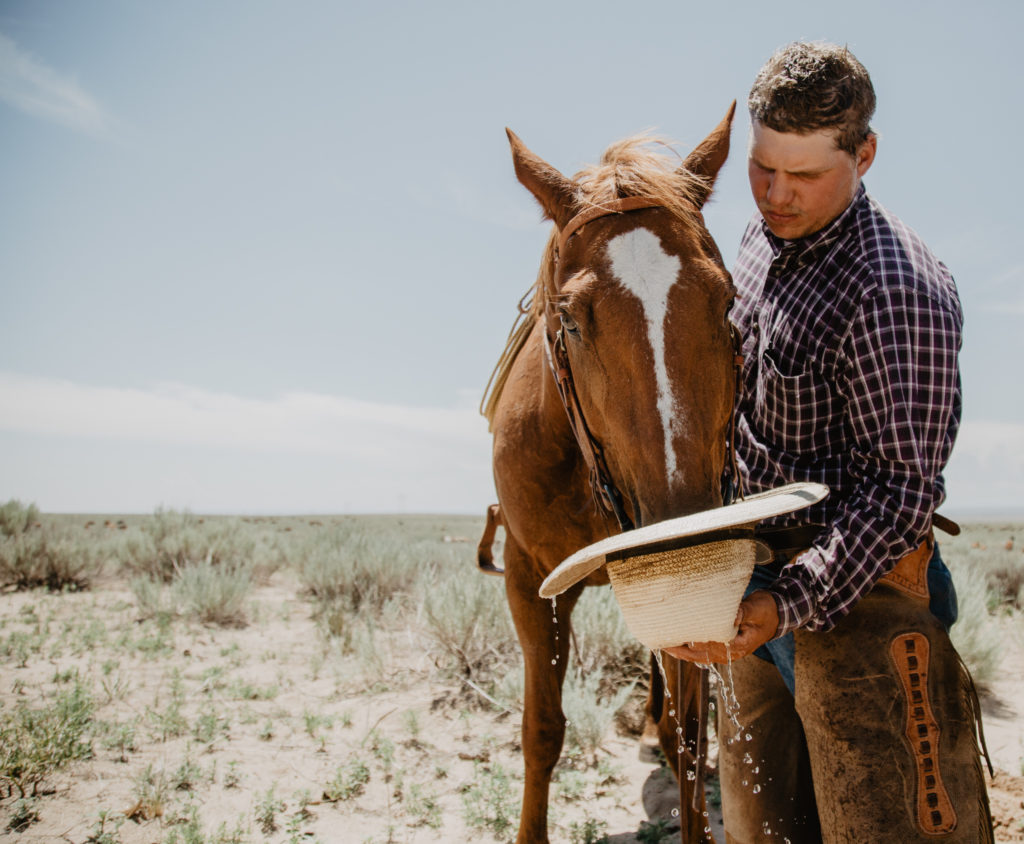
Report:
0,505,1021,842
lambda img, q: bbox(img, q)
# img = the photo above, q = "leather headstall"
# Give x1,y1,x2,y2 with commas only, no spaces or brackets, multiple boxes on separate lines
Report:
543,197,745,535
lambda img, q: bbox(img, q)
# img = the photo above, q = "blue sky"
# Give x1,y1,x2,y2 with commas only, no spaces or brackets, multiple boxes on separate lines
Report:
1,0,1021,515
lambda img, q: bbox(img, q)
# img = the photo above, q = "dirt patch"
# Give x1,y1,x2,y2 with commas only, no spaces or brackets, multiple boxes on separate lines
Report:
1,568,1021,842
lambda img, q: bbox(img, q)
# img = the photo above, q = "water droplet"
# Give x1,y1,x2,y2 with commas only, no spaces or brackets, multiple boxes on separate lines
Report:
686,769,696,781
743,753,753,765
668,709,675,718
550,659,557,665
741,779,748,787
745,733,753,742
671,808,679,818
704,826,711,834
753,766,760,774
752,784,762,794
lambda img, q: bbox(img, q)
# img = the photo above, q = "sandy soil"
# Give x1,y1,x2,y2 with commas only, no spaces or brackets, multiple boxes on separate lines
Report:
1,570,1021,843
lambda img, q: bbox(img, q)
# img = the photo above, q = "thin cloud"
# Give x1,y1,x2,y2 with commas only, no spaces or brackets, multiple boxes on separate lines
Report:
0,30,114,136
0,373,490,459
943,419,1024,514
951,419,1024,469
0,373,498,514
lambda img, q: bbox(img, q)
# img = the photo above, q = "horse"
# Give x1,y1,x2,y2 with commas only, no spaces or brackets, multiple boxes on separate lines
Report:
481,103,738,843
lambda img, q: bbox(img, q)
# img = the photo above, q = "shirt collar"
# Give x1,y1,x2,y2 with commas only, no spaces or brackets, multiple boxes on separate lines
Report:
760,183,868,265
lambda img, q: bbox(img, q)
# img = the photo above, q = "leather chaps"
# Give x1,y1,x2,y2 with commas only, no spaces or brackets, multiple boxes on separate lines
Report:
718,546,993,843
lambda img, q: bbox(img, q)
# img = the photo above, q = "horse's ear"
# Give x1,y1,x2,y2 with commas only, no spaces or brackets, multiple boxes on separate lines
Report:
506,128,578,229
680,101,736,207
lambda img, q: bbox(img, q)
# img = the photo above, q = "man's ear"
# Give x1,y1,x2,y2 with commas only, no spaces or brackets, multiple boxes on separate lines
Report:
856,133,877,178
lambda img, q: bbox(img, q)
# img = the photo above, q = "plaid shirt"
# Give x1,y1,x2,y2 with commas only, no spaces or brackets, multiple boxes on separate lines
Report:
732,184,963,635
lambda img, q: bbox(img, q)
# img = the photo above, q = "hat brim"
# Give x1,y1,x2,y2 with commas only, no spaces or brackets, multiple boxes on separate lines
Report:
538,482,828,599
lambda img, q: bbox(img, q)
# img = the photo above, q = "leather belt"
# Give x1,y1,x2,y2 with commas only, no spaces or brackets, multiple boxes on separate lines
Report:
754,523,935,601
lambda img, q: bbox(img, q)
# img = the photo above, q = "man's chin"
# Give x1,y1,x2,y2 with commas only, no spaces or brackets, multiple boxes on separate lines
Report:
762,211,807,240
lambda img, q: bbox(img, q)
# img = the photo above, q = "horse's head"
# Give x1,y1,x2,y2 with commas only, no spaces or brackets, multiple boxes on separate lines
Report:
507,105,737,527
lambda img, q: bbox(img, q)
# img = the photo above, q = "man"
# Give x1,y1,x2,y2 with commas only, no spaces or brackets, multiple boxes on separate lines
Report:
666,43,992,842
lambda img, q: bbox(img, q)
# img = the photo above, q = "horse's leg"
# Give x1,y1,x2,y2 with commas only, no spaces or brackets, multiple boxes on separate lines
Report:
476,503,504,575
504,537,579,844
656,656,714,843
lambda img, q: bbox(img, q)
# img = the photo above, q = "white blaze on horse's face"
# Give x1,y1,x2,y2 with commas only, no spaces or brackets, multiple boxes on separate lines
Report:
606,227,683,482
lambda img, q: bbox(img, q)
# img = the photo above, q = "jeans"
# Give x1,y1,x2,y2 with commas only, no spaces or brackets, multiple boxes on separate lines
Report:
748,541,958,695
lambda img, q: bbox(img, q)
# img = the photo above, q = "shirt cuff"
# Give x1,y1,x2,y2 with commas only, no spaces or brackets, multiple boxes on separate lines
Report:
768,569,818,637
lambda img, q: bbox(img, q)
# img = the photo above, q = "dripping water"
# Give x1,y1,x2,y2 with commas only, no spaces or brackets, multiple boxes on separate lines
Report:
550,597,560,667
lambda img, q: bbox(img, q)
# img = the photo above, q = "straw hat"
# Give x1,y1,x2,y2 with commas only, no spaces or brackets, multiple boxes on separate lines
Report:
539,482,828,650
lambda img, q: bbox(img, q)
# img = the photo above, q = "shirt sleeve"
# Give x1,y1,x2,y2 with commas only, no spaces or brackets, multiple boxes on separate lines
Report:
768,284,963,635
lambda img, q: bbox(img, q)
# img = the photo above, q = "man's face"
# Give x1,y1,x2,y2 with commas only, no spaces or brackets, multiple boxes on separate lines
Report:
747,121,876,240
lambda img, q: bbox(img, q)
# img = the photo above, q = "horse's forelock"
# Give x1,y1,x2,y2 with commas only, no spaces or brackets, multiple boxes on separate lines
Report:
574,134,710,226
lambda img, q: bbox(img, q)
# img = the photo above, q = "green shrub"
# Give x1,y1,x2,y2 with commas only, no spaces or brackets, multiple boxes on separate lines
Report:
128,764,169,821
405,781,442,828
85,808,126,844
567,815,609,844
5,796,40,832
173,560,252,626
948,561,1002,687
323,758,370,802
118,509,275,584
0,680,94,797
561,669,635,762
941,525,1024,612
0,528,101,591
636,818,673,843
131,558,252,627
570,586,648,688
461,761,520,838
255,785,285,834
422,559,515,683
0,499,39,537
295,523,424,614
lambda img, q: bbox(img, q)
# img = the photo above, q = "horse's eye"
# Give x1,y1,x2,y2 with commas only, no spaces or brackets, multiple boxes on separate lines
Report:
559,311,580,336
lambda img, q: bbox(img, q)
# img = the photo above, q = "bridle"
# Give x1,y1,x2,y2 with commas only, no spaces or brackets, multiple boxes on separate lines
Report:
542,197,745,535
545,196,744,843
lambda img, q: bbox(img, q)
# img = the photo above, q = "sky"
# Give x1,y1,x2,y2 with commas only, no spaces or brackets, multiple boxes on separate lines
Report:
0,0,1021,516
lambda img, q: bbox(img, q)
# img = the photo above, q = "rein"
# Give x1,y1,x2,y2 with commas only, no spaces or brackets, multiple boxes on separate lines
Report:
543,197,745,534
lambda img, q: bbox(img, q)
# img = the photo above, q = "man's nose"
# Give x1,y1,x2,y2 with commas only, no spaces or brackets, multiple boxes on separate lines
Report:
765,173,794,206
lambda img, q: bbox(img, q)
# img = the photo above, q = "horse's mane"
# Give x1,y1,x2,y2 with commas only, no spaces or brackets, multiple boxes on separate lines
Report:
481,135,713,429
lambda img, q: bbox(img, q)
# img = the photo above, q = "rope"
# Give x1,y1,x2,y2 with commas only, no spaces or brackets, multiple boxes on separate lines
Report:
479,283,540,431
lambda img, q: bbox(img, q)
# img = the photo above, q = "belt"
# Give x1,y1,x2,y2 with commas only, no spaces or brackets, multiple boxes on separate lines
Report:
754,524,935,602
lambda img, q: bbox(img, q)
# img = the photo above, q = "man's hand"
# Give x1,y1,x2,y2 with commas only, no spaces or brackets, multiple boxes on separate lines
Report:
663,589,780,664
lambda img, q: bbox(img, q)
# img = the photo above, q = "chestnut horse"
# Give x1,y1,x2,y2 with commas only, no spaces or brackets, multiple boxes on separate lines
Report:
483,104,737,843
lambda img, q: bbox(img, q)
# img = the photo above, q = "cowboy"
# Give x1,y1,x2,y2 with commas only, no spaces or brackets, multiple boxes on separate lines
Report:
666,42,993,841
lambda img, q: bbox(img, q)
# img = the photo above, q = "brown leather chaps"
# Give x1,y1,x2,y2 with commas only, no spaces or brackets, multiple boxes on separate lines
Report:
718,559,993,842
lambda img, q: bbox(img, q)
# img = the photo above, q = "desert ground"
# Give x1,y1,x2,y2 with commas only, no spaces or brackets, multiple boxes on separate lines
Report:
1,510,1022,843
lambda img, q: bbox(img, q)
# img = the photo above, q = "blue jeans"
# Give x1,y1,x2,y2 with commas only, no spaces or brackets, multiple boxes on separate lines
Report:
748,541,958,695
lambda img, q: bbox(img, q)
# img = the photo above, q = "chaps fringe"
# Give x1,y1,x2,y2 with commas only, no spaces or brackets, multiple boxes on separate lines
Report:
958,653,995,842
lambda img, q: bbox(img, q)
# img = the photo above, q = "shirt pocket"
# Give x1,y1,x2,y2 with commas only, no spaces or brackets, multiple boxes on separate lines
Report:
753,347,845,456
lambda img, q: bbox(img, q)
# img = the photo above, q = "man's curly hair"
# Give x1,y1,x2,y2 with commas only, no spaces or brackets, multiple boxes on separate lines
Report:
748,42,876,155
